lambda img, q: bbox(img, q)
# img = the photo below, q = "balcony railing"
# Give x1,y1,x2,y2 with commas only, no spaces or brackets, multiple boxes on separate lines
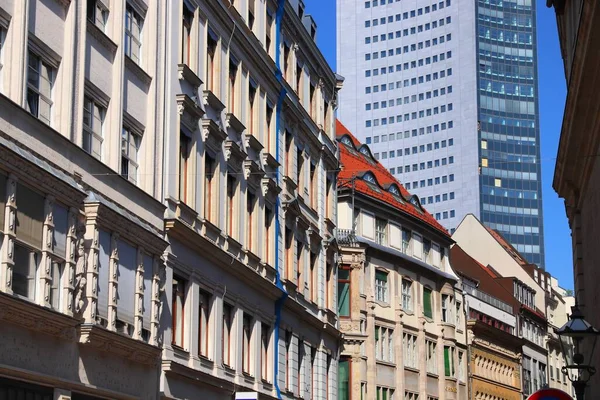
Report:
464,283,513,314
337,229,358,246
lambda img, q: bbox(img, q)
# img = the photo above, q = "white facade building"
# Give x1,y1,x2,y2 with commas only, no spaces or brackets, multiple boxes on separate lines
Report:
0,0,341,399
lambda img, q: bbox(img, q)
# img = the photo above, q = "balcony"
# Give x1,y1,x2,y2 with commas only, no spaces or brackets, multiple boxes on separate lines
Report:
464,283,513,314
337,229,358,246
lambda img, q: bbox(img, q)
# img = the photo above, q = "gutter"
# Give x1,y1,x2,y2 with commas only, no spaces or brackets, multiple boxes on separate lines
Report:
273,0,288,398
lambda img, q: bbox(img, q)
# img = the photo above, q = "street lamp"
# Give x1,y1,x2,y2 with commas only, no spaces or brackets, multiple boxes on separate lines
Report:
556,304,600,400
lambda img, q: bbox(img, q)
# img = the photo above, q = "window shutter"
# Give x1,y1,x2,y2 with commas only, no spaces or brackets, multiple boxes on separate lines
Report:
338,359,349,400
117,240,137,324
142,254,153,328
376,270,387,282
53,203,68,258
423,288,432,318
16,183,44,248
338,281,350,317
444,347,450,376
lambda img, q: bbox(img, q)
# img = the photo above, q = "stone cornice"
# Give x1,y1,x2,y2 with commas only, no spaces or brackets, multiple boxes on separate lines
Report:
86,19,118,56
78,324,161,366
201,118,227,155
202,90,226,111
178,63,203,89
124,55,152,87
0,292,81,340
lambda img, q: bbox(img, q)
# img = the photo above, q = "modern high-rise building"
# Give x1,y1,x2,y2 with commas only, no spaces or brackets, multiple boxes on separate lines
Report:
336,0,545,267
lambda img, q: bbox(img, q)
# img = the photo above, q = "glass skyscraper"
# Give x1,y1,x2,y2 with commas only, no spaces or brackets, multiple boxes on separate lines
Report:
337,0,545,267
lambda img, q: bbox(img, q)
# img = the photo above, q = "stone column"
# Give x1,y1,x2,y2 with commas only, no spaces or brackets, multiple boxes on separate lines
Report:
83,223,98,323
133,247,144,340
150,256,164,347
63,208,79,316
1,175,17,293
108,232,120,331
39,195,54,307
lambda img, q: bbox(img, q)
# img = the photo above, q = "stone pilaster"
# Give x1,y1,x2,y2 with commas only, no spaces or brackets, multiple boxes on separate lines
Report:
1,174,17,293
134,247,144,340
108,232,120,331
151,256,164,346
83,223,98,323
63,208,79,316
40,195,55,307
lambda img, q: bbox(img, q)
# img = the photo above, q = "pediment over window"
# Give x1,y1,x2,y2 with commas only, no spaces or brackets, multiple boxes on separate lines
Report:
177,94,204,132
224,140,247,172
201,118,227,154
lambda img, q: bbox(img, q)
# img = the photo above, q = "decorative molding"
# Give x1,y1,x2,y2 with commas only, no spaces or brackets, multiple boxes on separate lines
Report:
177,64,203,89
203,90,226,111
176,94,204,132
244,134,264,153
224,140,247,171
86,20,118,56
0,292,80,340
262,152,281,169
78,324,161,366
243,159,264,182
122,110,145,136
201,118,227,154
225,112,246,134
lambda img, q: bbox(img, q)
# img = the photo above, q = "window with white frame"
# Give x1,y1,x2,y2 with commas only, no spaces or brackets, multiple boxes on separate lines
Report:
426,340,437,374
26,51,54,125
83,96,105,160
458,351,465,381
441,294,452,323
444,346,455,377
401,279,413,312
405,391,419,400
87,0,108,31
375,217,387,245
375,270,388,303
402,228,411,253
376,387,394,400
124,4,143,64
121,126,141,184
403,332,417,368
375,326,394,363
456,301,462,326
181,3,194,66
423,238,432,263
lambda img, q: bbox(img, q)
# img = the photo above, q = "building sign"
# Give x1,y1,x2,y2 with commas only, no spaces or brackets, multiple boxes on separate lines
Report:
527,388,573,400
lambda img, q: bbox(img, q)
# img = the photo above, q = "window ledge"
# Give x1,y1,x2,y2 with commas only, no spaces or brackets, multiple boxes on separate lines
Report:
223,365,236,376
402,309,415,316
86,19,118,55
422,315,434,323
404,366,420,373
124,55,152,86
427,372,439,379
376,360,396,367
178,63,203,89
374,300,391,308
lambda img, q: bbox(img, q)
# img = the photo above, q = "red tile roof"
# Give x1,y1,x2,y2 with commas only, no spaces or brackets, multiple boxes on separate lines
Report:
485,227,529,266
336,120,449,237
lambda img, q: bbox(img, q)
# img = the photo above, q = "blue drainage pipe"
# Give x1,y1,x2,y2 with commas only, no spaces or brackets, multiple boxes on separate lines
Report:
273,0,288,398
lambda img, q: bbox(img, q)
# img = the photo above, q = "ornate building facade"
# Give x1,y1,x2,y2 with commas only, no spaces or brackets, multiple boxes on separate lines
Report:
336,121,468,400
0,0,340,399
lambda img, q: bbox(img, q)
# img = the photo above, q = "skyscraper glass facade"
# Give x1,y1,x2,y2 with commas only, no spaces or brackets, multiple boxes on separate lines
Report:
337,0,545,267
476,0,544,267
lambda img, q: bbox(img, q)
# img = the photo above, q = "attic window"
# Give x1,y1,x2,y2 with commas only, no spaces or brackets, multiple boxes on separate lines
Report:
389,185,400,196
341,136,353,146
363,173,376,184
359,146,371,157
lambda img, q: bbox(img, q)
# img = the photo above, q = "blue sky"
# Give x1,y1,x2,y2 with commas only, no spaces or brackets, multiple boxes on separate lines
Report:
303,0,574,289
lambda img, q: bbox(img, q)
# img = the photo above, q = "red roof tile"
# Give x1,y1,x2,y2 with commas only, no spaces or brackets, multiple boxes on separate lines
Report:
485,227,529,266
336,120,449,237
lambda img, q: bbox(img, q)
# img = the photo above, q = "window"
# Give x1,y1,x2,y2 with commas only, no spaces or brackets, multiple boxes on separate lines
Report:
124,4,143,64
402,229,411,253
261,323,270,381
402,280,412,312
26,51,54,125
423,288,433,318
403,333,417,368
179,133,190,203
456,301,461,326
309,252,317,302
444,346,455,377
199,289,211,357
375,326,394,362
247,191,256,251
13,244,40,300
377,387,394,400
264,206,273,264
121,127,140,184
375,218,387,245
338,266,351,317
49,261,63,309
285,331,292,389
339,358,351,400
458,351,465,381
181,4,193,65
441,294,451,322
426,340,437,374
87,0,108,31
405,392,419,400
375,270,388,303
222,303,233,367
243,313,253,374
83,96,105,160
204,154,216,221
248,0,255,30
172,275,186,347
228,58,238,112
226,174,236,236
310,163,317,209
206,30,217,91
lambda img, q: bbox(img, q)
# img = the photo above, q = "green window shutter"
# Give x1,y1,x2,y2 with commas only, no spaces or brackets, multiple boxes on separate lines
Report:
376,271,388,282
382,388,387,400
338,282,350,317
339,360,349,400
375,326,380,340
423,288,432,318
377,387,381,400
444,346,451,376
